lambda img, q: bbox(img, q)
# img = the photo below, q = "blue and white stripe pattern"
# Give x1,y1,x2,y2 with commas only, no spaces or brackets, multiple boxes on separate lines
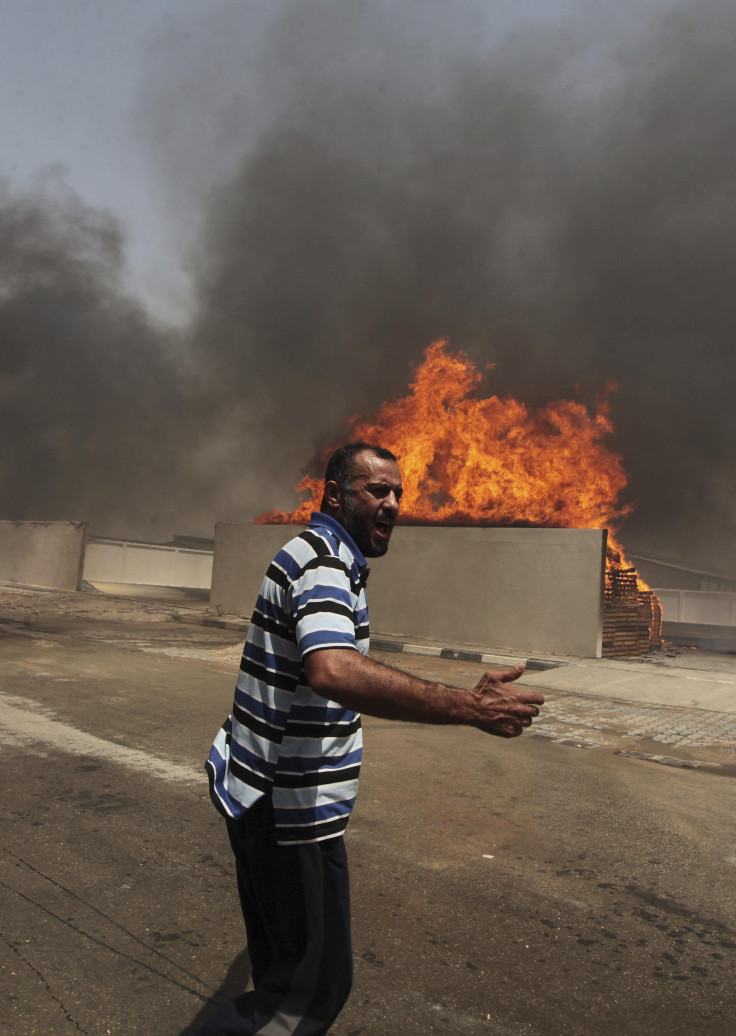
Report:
206,512,369,845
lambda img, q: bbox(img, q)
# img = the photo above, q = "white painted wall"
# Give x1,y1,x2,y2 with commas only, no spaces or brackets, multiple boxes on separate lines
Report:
83,538,213,589
656,589,736,626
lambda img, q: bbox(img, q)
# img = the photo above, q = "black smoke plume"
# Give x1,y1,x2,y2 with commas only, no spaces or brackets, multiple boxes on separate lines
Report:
4,1,736,571
0,173,189,536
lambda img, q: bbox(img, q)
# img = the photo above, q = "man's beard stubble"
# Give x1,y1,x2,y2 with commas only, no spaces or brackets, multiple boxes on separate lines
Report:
340,492,389,559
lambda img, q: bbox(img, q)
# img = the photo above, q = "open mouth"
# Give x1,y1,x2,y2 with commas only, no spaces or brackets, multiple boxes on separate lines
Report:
374,519,393,540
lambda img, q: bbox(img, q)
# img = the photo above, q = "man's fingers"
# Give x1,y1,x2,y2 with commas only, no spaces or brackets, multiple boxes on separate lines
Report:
497,663,526,683
474,666,529,694
472,669,545,737
517,689,545,706
492,719,522,738
512,701,541,725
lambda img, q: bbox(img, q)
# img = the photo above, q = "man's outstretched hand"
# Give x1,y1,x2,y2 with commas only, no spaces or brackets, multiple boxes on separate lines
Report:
469,663,544,738
306,650,543,736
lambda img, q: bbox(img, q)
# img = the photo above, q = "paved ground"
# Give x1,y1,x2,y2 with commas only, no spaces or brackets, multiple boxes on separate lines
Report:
2,583,736,1035
168,580,736,774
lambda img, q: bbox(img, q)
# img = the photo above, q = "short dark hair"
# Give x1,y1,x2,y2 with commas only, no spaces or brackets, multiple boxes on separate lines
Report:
324,441,398,492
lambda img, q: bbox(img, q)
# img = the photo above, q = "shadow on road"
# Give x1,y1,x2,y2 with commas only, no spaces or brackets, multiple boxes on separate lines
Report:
179,948,252,1035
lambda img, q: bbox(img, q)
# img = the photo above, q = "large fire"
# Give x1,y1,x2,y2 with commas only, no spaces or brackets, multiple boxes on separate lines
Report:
259,339,661,651
261,339,631,534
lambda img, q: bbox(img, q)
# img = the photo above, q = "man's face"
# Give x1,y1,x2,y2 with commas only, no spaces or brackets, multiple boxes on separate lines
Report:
338,451,403,558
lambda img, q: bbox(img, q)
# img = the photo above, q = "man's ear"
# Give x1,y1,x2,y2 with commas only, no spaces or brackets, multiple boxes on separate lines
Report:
323,479,343,513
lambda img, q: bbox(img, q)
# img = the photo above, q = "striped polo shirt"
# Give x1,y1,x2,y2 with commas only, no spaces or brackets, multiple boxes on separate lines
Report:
205,512,370,845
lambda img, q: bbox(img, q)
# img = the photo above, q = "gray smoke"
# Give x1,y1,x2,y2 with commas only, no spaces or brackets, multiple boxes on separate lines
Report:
0,173,188,536
4,0,736,571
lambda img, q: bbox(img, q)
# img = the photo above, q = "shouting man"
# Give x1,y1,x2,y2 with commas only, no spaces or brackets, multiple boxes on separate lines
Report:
199,441,544,1036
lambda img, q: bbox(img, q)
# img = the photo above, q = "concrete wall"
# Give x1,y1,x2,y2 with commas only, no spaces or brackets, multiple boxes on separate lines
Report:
656,588,736,626
211,524,607,658
0,520,88,590
210,524,287,618
631,556,736,593
83,538,213,589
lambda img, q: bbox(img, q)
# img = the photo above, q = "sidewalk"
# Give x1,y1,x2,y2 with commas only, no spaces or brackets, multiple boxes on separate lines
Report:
175,606,736,716
357,633,736,774
181,609,736,773
520,651,736,715
18,580,736,717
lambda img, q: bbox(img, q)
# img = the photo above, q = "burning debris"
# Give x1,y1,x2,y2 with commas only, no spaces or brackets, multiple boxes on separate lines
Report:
259,340,662,655
605,544,663,656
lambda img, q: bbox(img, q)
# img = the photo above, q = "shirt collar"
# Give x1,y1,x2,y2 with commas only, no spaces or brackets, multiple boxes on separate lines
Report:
309,511,370,583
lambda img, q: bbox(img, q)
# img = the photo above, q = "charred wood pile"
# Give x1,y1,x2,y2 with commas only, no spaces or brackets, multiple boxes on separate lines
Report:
603,547,663,656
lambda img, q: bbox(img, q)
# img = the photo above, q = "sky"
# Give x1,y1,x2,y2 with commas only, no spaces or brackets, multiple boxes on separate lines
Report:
2,0,593,322
2,0,736,573
2,0,199,320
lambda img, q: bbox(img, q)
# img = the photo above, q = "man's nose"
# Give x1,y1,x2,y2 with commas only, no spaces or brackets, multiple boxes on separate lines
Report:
384,491,400,514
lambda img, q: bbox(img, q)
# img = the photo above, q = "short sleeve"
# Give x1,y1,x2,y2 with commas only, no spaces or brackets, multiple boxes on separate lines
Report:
291,555,359,658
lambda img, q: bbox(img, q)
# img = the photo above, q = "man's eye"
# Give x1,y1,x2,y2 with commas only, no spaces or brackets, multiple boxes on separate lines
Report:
366,484,401,498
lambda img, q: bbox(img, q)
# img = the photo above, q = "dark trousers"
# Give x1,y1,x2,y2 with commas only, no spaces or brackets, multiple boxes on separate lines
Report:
196,794,353,1036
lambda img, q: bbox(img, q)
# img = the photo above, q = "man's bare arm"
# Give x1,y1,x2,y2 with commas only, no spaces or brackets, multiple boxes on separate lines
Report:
304,649,544,738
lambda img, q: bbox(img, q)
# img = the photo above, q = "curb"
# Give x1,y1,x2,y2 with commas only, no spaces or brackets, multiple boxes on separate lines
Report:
172,612,567,672
372,638,565,672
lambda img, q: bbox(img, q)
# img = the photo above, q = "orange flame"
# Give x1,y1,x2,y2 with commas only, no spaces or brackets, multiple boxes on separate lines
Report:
259,339,660,650
260,339,633,536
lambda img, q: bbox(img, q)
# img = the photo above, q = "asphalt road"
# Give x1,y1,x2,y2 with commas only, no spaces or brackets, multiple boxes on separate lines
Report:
1,603,736,1035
